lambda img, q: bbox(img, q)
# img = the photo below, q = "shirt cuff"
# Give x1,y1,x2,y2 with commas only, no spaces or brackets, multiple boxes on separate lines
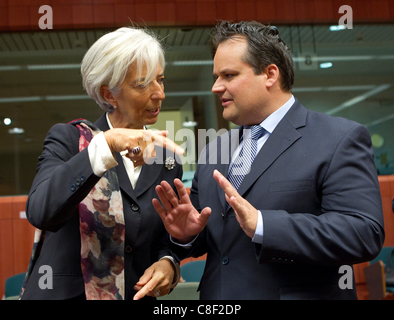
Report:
159,256,181,288
87,131,118,177
252,210,264,244
170,234,199,249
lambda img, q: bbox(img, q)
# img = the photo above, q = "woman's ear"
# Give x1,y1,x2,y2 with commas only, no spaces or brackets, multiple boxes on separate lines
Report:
263,64,280,89
100,86,117,106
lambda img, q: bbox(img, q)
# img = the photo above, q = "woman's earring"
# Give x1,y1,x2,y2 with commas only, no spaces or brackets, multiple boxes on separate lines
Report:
113,104,117,109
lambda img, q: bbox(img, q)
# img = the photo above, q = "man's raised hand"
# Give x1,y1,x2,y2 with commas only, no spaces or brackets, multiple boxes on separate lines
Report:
152,179,211,244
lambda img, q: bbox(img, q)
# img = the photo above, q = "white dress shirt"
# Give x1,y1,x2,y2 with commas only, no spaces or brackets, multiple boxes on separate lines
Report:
87,113,142,188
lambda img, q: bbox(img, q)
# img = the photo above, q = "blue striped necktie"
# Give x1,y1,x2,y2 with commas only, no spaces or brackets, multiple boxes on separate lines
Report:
225,125,266,211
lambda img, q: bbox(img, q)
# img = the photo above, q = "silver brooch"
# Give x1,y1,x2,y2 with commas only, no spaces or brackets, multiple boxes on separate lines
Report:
164,157,176,170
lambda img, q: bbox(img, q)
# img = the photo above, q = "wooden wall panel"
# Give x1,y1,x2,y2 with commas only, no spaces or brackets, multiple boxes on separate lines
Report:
0,0,393,32
381,176,394,246
354,175,394,298
0,196,34,299
0,197,12,220
0,220,14,299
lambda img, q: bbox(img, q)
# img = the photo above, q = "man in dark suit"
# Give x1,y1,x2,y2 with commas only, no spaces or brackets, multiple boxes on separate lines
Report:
153,21,385,299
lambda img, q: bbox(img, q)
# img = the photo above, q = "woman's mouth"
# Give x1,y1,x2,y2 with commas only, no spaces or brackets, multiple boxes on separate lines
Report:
146,107,160,116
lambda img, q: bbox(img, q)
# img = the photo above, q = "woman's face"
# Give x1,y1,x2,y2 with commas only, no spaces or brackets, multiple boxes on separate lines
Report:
110,63,165,129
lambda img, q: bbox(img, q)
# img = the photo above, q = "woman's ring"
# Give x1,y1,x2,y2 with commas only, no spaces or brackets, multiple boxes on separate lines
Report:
131,146,141,155
154,290,161,297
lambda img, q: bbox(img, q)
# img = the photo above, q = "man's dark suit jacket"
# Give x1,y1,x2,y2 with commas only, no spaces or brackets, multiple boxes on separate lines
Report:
21,113,182,300
171,98,384,300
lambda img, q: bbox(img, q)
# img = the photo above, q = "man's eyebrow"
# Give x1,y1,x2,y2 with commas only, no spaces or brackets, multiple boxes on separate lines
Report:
213,68,237,76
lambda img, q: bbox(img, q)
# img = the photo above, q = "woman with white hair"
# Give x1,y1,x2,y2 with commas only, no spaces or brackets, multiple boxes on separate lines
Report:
20,27,184,300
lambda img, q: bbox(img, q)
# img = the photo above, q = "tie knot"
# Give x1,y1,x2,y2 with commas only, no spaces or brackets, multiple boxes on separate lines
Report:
244,125,265,141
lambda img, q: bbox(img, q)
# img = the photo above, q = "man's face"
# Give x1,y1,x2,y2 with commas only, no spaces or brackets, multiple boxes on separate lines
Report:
212,37,268,126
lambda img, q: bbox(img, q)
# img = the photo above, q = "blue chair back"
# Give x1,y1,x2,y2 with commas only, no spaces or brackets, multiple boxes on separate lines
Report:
180,260,206,282
5,272,26,298
370,247,394,266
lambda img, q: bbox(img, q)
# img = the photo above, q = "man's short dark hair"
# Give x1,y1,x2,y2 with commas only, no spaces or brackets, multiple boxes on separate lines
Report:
212,20,294,92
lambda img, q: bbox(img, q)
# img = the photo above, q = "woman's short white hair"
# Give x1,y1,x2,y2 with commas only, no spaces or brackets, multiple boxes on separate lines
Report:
81,27,165,113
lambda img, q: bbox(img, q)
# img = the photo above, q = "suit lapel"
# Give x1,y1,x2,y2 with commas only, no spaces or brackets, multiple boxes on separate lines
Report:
114,152,139,203
134,148,163,197
236,99,308,198
215,128,242,212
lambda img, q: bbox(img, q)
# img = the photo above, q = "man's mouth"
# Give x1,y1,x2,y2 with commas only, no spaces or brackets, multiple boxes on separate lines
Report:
221,98,233,107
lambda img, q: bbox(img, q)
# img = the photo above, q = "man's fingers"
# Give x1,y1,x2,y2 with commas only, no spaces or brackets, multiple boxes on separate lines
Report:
174,178,191,204
161,180,181,208
227,195,245,217
152,197,167,218
154,184,175,213
213,169,239,198
219,171,246,218
200,207,212,225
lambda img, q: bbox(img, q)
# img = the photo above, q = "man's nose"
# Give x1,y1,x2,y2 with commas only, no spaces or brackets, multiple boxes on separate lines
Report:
212,79,225,95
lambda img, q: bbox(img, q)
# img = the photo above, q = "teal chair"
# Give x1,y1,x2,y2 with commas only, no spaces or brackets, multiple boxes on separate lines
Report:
5,272,26,300
180,260,206,282
158,260,206,300
158,282,199,300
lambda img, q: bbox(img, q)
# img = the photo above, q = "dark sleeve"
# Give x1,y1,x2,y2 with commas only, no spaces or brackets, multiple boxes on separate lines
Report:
152,153,184,263
26,123,101,232
169,162,208,262
257,124,385,266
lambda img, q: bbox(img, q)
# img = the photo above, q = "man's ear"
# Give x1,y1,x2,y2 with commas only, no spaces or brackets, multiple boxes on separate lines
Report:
100,86,117,106
263,64,280,88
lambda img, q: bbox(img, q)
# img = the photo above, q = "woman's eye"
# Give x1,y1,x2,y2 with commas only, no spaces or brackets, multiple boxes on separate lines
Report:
134,83,147,89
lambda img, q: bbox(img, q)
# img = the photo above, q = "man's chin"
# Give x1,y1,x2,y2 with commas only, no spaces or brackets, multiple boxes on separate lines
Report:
222,111,240,126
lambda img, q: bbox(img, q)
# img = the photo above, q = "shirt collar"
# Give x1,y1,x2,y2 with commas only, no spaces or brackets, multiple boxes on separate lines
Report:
258,95,295,134
105,113,147,130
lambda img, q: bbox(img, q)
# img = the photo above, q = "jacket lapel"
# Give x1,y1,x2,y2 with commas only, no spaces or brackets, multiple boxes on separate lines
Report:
216,127,242,212
134,148,164,197
236,99,308,198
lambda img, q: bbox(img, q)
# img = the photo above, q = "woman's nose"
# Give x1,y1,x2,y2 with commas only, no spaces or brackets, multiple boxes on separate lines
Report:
152,82,165,100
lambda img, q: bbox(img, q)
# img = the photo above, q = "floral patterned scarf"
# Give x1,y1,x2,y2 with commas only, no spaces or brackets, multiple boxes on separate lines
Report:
21,119,125,300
